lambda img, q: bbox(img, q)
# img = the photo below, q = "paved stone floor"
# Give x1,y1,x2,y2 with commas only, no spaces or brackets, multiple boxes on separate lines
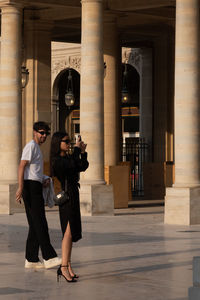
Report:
0,206,198,300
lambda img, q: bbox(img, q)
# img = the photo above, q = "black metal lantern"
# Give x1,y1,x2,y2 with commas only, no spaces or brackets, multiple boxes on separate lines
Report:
21,66,29,89
121,63,129,104
65,69,75,107
104,61,107,78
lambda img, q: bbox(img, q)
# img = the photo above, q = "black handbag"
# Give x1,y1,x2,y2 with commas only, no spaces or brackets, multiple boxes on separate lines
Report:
53,178,69,206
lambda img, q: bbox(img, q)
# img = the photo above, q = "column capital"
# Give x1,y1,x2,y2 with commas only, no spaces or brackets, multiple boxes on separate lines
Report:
0,0,24,9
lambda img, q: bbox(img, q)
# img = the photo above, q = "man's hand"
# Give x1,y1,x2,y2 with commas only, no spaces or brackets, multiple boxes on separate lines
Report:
16,187,22,204
43,178,50,188
16,160,29,204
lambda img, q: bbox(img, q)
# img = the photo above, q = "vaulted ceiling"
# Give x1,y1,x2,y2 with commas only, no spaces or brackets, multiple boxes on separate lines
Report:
1,0,176,45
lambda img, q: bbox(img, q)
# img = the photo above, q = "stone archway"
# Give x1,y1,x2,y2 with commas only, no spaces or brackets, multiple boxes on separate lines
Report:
52,68,80,138
51,42,81,134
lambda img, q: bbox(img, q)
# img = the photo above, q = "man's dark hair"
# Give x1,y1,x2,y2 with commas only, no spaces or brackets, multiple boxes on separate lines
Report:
33,121,50,132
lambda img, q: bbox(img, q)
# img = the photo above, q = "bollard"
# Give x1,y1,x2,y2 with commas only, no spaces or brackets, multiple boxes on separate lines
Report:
188,257,200,299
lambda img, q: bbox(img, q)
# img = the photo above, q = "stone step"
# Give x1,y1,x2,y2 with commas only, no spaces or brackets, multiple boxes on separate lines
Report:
129,199,164,207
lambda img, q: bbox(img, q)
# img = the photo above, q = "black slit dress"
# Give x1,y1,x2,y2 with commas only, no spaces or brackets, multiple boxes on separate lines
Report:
53,147,89,242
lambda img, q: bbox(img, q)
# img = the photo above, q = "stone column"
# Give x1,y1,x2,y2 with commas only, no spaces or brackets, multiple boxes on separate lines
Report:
80,0,114,215
23,18,52,165
0,3,23,213
139,48,153,162
103,15,120,166
165,0,200,224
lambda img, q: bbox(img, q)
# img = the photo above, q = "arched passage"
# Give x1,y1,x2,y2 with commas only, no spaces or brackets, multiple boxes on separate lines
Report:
121,63,140,138
52,68,80,139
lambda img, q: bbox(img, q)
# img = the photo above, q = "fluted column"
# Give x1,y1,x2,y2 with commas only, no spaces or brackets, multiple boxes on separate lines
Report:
80,0,104,183
80,0,114,215
0,3,22,181
174,0,200,187
165,0,200,225
103,15,120,166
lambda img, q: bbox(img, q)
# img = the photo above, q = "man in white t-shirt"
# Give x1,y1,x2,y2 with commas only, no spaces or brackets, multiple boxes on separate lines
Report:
16,121,61,269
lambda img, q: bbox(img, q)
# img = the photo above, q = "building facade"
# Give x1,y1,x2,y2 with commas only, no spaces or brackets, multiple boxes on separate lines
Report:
0,0,199,225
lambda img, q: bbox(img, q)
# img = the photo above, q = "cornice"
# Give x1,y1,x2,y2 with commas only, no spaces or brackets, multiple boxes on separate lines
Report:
103,12,117,23
81,0,103,3
25,19,54,32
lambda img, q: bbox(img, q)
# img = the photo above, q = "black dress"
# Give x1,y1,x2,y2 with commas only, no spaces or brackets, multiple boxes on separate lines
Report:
53,147,89,242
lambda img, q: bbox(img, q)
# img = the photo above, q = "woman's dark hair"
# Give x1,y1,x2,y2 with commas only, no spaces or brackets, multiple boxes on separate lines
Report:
50,131,68,176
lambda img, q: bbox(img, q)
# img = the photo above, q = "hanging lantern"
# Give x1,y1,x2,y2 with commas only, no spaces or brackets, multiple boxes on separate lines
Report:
21,66,29,89
65,69,75,106
121,63,129,104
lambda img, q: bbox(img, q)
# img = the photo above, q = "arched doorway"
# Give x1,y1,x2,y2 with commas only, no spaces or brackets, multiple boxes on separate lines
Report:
121,63,148,197
53,68,80,141
121,63,140,140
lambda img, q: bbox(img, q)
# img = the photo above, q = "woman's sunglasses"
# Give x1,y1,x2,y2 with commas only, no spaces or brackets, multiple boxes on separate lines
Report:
61,139,71,144
36,130,50,136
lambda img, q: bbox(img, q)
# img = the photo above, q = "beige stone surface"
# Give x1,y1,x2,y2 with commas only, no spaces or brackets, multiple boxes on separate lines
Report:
0,182,24,214
0,4,22,181
164,0,200,225
0,206,197,299
103,15,120,166
80,0,104,183
105,165,129,209
165,187,200,225
174,0,200,186
23,19,52,161
79,183,114,216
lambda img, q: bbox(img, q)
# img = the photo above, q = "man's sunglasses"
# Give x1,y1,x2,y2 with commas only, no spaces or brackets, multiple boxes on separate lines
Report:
61,139,71,144
36,130,50,136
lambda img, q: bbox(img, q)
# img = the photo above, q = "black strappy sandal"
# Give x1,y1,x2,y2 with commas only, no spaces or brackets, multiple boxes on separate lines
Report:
57,265,77,283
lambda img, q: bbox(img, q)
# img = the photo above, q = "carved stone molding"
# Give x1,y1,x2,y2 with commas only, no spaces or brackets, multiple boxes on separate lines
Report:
52,55,81,77
122,48,141,74
69,56,81,72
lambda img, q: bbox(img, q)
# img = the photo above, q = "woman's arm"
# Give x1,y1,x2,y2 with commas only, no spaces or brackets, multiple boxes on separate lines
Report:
72,147,89,172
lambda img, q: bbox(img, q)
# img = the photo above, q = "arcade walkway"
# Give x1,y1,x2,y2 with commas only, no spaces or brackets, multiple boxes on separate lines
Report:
0,206,196,300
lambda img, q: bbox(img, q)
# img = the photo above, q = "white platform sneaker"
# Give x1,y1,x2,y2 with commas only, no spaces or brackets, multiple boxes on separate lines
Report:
25,259,44,269
43,257,61,269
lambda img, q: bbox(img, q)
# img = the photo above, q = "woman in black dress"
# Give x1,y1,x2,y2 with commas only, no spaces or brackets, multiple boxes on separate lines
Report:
50,132,89,282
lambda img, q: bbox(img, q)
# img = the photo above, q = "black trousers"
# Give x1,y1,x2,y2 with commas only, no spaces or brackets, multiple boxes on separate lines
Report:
23,180,57,262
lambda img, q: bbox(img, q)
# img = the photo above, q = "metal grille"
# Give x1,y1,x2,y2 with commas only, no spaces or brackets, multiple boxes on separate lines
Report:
122,139,149,197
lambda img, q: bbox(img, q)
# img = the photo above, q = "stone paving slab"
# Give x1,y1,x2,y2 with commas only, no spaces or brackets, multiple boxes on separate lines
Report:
0,206,198,299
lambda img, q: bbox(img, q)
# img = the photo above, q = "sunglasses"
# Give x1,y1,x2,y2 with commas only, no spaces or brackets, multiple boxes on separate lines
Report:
61,139,71,144
36,130,50,136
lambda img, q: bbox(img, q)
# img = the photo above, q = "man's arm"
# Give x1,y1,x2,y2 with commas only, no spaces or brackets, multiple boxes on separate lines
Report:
16,160,29,203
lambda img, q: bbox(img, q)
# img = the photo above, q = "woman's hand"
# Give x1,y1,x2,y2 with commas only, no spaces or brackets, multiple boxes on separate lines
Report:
80,142,87,153
75,140,82,148
75,136,87,153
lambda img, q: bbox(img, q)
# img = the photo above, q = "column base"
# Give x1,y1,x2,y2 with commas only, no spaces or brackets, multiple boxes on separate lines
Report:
165,186,200,225
80,183,114,216
0,181,24,214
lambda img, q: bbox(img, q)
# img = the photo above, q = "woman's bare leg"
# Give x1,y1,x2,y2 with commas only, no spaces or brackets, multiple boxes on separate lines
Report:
61,222,73,280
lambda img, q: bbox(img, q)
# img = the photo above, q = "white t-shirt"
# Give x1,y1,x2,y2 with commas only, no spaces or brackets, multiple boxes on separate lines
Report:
21,140,43,183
